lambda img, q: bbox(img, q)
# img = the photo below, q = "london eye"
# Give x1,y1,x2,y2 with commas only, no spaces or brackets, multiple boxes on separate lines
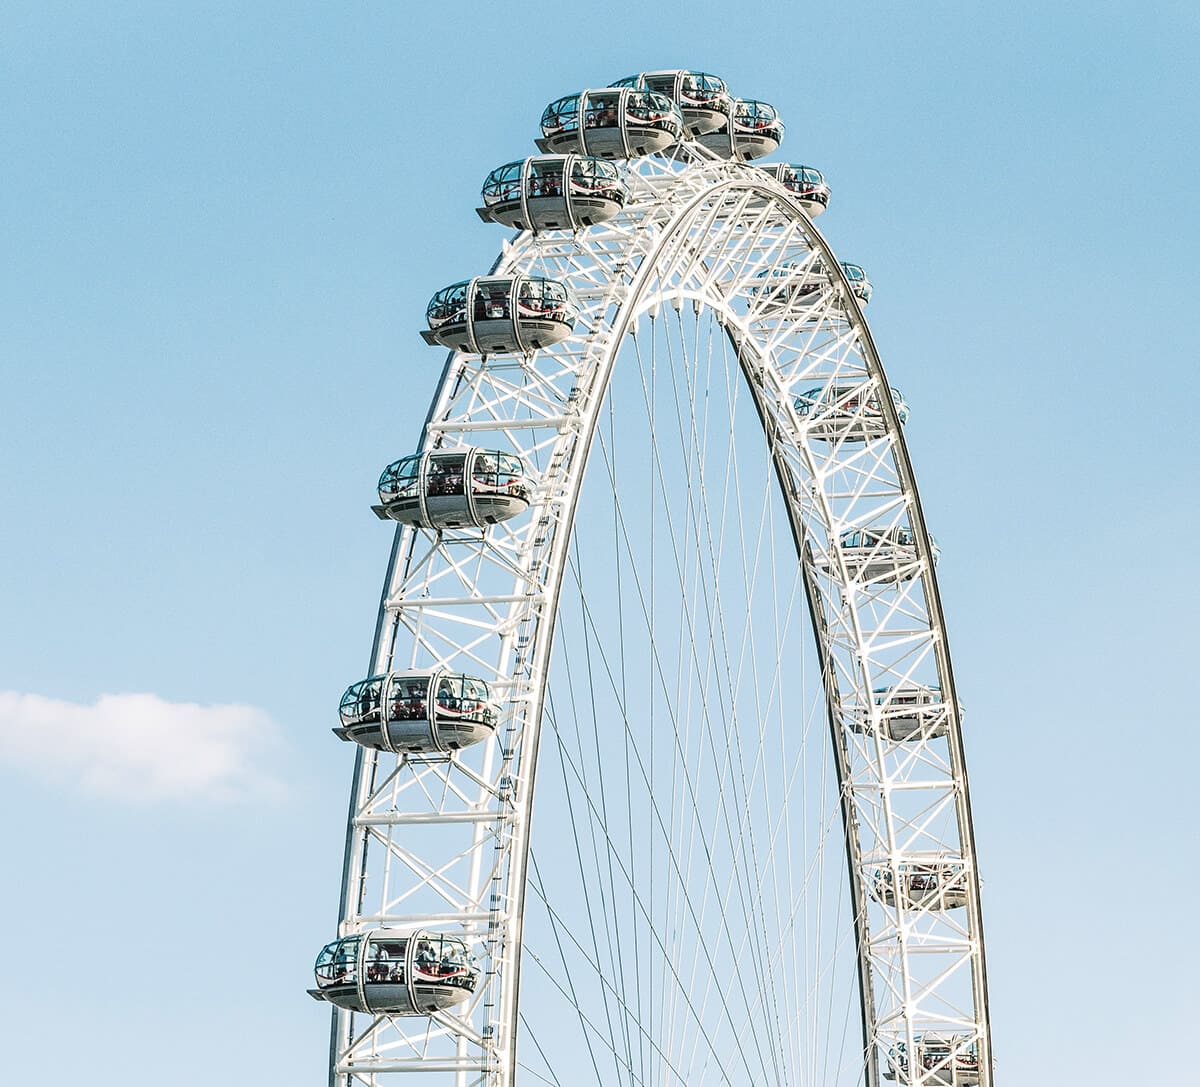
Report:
310,68,993,1087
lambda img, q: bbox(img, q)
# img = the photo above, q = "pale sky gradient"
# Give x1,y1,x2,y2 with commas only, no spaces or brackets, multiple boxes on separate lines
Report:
2,2,1198,1083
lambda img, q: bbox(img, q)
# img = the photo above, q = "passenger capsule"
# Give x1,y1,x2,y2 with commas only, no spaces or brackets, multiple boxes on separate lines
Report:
610,70,731,136
751,260,826,312
421,276,578,354
695,98,784,161
840,262,873,304
851,684,950,741
537,88,685,159
887,1035,981,1086
873,860,968,910
373,448,533,529
752,259,868,314
477,155,628,232
832,526,938,584
335,671,499,753
309,931,480,1015
757,163,830,216
794,383,908,442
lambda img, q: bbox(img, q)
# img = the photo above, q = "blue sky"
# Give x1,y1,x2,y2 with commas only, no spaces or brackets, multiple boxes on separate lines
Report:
2,2,1198,1082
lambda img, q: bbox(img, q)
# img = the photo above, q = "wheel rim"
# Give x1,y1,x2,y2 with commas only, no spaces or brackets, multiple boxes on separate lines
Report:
326,147,992,1087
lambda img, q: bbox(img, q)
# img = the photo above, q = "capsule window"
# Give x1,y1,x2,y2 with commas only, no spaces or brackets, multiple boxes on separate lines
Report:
583,91,621,130
627,91,675,128
517,278,569,316
412,934,470,979
315,936,360,987
427,283,469,328
365,939,407,983
473,281,511,322
427,453,467,497
735,100,778,131
528,159,564,198
482,162,523,205
643,74,676,97
569,157,621,195
461,676,489,703
542,96,580,134
341,677,385,726
378,455,421,502
388,677,429,721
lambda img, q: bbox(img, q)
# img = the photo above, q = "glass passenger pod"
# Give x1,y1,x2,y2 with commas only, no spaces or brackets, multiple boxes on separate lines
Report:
886,1035,981,1086
476,155,628,232
834,525,939,584
335,670,499,753
695,98,784,161
794,383,909,442
839,262,873,304
421,276,577,355
373,448,533,529
610,70,731,136
757,163,831,216
537,88,684,159
873,860,969,910
751,260,827,313
852,683,950,741
309,931,480,1015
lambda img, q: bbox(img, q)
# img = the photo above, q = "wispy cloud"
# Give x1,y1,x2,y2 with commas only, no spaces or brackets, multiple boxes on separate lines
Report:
0,690,286,802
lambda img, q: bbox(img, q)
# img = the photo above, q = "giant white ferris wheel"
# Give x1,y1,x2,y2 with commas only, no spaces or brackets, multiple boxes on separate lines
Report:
309,70,993,1087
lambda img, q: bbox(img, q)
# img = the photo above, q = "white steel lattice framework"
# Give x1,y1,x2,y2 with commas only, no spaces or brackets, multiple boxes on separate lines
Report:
325,141,993,1087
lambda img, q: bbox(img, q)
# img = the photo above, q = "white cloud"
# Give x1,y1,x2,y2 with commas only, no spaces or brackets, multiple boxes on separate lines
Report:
0,690,287,802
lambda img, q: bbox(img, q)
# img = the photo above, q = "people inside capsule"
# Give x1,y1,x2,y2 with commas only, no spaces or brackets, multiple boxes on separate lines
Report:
609,70,730,135
856,683,949,740
697,98,784,160
763,163,831,214
310,931,479,1015
478,156,628,232
752,260,826,309
795,383,909,440
835,525,938,583
336,671,499,753
538,89,684,158
421,276,577,354
874,860,967,909
888,1035,980,1085
374,448,533,529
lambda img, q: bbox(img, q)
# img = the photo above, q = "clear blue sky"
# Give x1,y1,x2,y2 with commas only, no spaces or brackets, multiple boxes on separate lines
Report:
1,2,1197,1082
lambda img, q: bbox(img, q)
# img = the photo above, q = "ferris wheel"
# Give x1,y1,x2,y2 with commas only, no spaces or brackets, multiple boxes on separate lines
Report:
309,70,993,1087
